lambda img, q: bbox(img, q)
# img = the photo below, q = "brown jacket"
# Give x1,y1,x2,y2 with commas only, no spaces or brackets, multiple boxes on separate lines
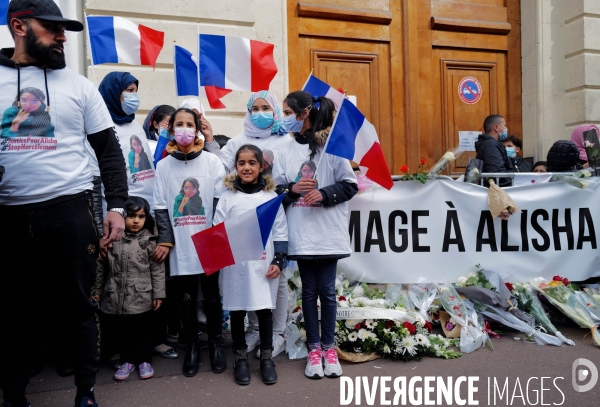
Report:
92,229,166,315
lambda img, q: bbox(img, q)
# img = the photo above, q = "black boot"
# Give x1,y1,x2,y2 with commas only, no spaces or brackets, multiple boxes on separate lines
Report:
183,344,200,377
233,348,250,385
209,335,226,373
260,348,277,384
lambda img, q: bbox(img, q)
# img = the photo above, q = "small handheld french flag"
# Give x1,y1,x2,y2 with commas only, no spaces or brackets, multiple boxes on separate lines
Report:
327,98,394,190
302,74,346,109
174,45,231,109
191,193,285,275
0,0,8,26
86,15,164,67
199,34,277,92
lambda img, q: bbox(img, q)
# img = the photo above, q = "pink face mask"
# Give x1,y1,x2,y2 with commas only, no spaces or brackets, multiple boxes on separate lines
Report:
174,127,196,146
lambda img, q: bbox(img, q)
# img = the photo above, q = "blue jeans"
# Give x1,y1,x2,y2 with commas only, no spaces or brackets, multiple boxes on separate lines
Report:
298,259,338,347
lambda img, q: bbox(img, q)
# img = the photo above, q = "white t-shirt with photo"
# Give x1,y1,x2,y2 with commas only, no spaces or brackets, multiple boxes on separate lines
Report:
219,132,294,173
153,151,226,276
272,140,356,257
0,65,113,205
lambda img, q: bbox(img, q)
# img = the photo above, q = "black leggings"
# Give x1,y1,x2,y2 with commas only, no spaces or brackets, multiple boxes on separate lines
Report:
230,309,273,351
167,273,222,344
101,311,153,365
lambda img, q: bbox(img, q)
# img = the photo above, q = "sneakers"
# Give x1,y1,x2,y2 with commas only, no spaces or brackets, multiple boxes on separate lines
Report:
323,347,343,378
304,346,324,379
114,362,135,381
138,362,154,379
197,309,207,324
256,334,285,358
245,329,260,352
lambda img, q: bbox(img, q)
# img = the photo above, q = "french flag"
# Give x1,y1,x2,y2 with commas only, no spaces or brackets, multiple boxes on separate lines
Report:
0,0,8,25
199,34,277,92
86,15,164,67
191,193,285,275
327,98,394,190
302,74,346,109
174,45,231,109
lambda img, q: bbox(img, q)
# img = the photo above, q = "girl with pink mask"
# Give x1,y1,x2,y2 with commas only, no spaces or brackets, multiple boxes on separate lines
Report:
153,108,227,378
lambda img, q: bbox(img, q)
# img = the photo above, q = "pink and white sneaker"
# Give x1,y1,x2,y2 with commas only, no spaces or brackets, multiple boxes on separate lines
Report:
323,347,343,378
114,362,135,381
139,362,154,379
305,346,324,379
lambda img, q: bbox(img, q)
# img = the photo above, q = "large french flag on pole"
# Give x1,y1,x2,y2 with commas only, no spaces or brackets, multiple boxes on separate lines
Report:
302,74,346,109
191,193,285,276
174,45,231,109
86,15,164,67
327,99,394,190
199,34,277,92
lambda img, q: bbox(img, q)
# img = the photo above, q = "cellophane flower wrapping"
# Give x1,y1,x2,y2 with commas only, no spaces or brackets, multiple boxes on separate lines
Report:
531,278,600,347
511,282,575,346
427,147,464,177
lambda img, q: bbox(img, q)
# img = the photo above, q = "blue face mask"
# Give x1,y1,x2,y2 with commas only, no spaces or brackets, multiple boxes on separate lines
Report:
251,111,274,129
158,127,171,140
283,114,303,133
498,126,508,141
121,92,140,115
505,147,516,158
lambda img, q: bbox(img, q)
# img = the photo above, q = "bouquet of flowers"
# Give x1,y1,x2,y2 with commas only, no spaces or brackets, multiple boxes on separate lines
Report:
399,159,429,184
531,277,600,347
584,139,600,173
487,179,520,220
510,282,575,346
427,147,464,177
552,169,593,189
455,266,496,291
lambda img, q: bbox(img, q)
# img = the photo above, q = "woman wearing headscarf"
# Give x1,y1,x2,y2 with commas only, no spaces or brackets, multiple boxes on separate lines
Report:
570,124,600,168
97,72,179,362
217,90,292,172
143,105,176,141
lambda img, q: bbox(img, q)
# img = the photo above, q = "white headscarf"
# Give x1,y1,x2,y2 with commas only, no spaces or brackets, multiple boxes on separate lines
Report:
180,98,206,116
243,91,288,138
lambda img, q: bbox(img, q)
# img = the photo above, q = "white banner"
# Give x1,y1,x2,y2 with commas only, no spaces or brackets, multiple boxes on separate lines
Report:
339,179,600,283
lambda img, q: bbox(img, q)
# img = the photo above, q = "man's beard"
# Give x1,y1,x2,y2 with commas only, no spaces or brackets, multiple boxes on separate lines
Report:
25,27,66,69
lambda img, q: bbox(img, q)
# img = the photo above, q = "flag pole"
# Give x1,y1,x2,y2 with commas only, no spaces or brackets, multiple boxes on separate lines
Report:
173,43,179,108
311,99,340,181
82,11,98,87
300,69,314,90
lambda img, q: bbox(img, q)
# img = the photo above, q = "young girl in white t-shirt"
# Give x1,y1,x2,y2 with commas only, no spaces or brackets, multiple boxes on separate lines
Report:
214,144,287,386
153,108,226,378
272,91,358,380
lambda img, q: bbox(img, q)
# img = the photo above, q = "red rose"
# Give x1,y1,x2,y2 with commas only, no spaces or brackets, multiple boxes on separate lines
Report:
563,278,569,286
385,320,395,329
420,158,427,165
338,296,347,301
402,322,416,335
293,306,301,313
553,275,563,281
505,282,514,292
362,321,367,328
400,164,409,173
424,321,433,332
432,312,440,321
355,324,361,330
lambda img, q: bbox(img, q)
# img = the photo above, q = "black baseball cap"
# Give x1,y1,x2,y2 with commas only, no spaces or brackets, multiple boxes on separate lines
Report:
7,0,84,32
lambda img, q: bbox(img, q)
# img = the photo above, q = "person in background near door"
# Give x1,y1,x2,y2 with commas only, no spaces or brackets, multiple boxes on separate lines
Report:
475,114,514,187
532,161,548,173
503,135,532,172
143,105,176,141
0,2,128,406
570,124,600,168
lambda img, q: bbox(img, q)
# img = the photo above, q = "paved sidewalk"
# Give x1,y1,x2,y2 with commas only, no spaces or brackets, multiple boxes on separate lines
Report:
19,325,600,406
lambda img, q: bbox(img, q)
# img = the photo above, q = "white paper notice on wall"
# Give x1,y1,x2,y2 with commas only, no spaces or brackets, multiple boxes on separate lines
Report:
458,131,481,151
347,95,357,106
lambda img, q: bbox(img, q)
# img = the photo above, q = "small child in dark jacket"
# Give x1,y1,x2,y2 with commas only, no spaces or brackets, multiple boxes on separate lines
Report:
92,196,166,381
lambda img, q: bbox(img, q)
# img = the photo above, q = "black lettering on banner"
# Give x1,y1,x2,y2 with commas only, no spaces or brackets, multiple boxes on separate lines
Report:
411,210,430,252
365,211,386,252
349,211,361,252
442,209,465,252
531,209,550,251
577,208,597,249
476,211,497,252
520,210,529,252
501,220,519,251
388,210,408,253
552,209,574,250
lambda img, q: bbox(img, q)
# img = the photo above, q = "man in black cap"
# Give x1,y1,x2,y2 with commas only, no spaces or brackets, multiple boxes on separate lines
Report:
0,1,128,407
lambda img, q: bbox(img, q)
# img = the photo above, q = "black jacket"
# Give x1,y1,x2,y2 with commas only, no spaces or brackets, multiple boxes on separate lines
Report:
512,155,532,173
475,134,514,187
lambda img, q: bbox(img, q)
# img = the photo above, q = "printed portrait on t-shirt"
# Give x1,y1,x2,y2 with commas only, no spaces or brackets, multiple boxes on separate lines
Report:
1,87,55,138
129,135,152,174
262,149,274,176
173,177,205,218
294,160,319,189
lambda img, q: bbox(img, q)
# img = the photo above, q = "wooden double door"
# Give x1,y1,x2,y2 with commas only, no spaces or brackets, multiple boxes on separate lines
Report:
287,0,522,176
